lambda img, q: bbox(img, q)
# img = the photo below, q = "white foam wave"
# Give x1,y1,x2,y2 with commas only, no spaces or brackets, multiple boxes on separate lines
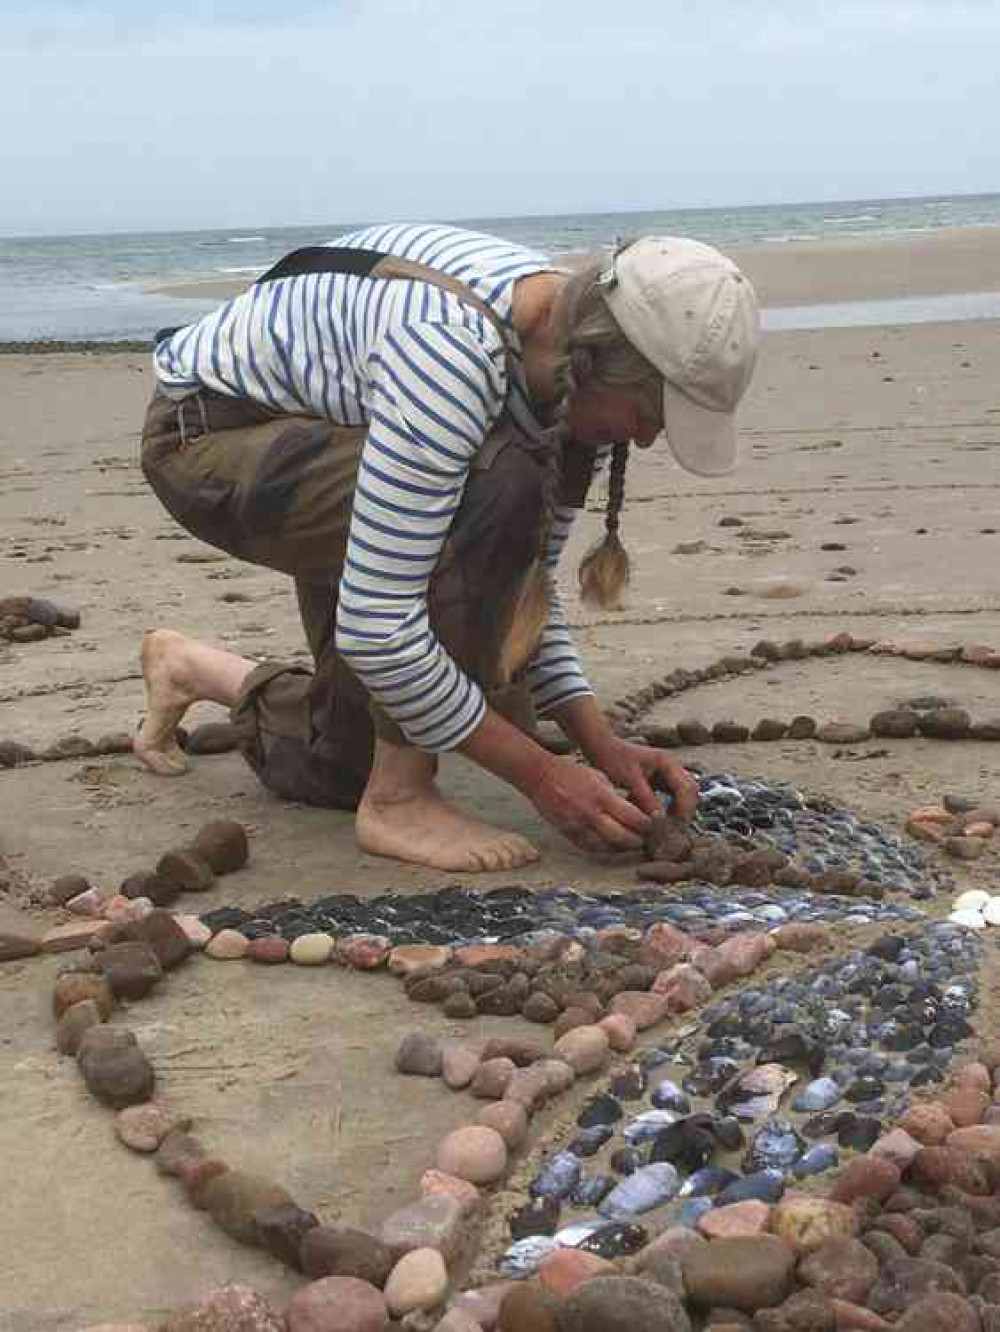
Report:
215,265,264,275
226,236,266,243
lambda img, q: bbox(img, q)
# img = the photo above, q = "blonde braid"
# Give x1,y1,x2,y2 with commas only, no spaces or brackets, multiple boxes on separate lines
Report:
497,253,656,675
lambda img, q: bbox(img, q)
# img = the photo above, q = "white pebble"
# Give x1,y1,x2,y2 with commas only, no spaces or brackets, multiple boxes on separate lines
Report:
983,898,1000,926
953,889,991,912
948,908,987,930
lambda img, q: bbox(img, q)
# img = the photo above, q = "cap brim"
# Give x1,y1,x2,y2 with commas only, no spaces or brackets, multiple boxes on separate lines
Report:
661,379,739,478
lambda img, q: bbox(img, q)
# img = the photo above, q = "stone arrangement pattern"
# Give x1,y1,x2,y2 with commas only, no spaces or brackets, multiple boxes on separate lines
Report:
9,625,1000,1330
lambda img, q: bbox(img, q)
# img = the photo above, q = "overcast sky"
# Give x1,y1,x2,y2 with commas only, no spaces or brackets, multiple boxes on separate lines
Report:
3,1,999,236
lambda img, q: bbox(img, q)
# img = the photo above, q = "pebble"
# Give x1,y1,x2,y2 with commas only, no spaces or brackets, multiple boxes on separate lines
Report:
768,1198,858,1254
829,1157,901,1204
471,1058,516,1100
337,934,391,969
158,1284,284,1332
389,944,453,977
419,1171,482,1217
205,929,250,961
55,999,105,1055
537,1249,614,1298
437,1044,478,1091
82,1040,155,1108
598,1014,637,1052
434,1312,484,1332
897,1294,981,1332
116,1104,192,1153
41,920,105,953
97,941,164,999
381,1195,466,1264
555,1275,691,1332
284,1276,389,1332
477,1101,528,1150
554,1026,611,1073
680,1235,796,1312
191,820,249,874
436,1127,507,1186
255,1203,320,1270
289,932,334,965
899,1103,956,1145
175,915,212,949
797,1237,880,1304
946,1124,1000,1165
157,849,216,893
697,1200,771,1239
0,931,41,963
248,935,289,964
300,1226,396,1286
396,1033,444,1078
53,971,114,1020
384,1248,448,1317
201,1170,294,1245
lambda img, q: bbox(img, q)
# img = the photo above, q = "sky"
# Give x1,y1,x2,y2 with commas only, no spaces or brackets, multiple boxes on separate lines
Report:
3,0,999,236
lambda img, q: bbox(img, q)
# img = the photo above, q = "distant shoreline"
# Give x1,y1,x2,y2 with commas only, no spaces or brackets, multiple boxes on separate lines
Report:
145,224,1000,310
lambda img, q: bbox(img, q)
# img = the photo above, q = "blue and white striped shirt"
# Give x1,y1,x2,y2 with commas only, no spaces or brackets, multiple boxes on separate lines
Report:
154,223,597,752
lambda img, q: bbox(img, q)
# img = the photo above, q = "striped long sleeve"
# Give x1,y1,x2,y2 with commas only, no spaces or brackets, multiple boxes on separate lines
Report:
335,318,506,752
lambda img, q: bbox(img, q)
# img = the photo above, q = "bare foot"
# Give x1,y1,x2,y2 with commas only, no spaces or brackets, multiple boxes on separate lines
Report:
134,629,197,776
356,785,540,872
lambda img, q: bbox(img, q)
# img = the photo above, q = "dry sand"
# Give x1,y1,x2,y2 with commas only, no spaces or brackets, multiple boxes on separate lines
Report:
3,230,1000,1327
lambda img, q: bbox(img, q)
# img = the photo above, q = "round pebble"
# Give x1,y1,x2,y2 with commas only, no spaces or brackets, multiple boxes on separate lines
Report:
384,1248,447,1317
205,929,250,960
289,932,335,965
436,1126,508,1186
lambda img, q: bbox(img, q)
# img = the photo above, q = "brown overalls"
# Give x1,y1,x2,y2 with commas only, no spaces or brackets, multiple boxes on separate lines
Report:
140,247,595,810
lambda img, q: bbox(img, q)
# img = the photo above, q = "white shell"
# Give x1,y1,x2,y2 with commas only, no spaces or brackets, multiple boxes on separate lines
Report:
953,889,991,912
948,908,987,930
983,898,1000,925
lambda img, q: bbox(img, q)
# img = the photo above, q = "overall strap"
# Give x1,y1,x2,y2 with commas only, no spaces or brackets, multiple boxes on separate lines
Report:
255,246,517,379
255,245,598,507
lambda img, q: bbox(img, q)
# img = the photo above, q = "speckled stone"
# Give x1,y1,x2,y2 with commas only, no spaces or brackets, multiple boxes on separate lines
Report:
381,1195,467,1265
769,1198,858,1254
284,1277,389,1332
116,1103,193,1153
418,1171,483,1217
554,1026,611,1073
55,999,105,1055
477,1101,528,1151
53,971,114,1020
157,1283,284,1332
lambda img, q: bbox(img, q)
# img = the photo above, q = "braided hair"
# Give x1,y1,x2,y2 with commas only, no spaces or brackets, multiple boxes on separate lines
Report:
497,254,657,679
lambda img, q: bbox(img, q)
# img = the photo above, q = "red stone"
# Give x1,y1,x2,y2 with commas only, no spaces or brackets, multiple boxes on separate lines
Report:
335,934,391,969
828,1156,900,1204
537,1249,614,1298
248,936,289,964
637,922,693,969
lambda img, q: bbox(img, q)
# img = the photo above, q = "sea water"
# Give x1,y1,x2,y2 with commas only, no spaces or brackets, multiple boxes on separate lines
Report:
3,191,1000,342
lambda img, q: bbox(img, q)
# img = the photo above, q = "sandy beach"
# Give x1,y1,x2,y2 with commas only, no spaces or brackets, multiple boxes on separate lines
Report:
147,223,1000,307
3,226,1000,1328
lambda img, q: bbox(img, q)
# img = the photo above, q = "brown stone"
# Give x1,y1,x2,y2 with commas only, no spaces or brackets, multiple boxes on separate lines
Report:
49,873,93,907
477,1101,528,1150
470,1058,516,1100
947,1125,1000,1166
939,1087,991,1127
389,944,453,977
828,1156,900,1204
53,970,114,1019
680,1236,795,1312
815,722,871,745
254,1203,319,1272
156,848,216,892
41,920,105,953
55,998,105,1054
436,1126,507,1185
201,1170,294,1246
97,941,164,1000
380,1195,467,1265
798,1238,880,1304
82,1041,155,1108
191,820,249,874
523,992,561,1023
300,1225,396,1286
769,1198,858,1254
607,992,670,1031
772,923,831,953
896,1293,981,1332
899,1103,955,1146
910,1146,993,1195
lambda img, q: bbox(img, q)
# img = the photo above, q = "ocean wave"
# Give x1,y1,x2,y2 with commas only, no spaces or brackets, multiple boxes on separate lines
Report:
821,213,879,224
761,233,820,243
227,235,266,243
215,265,265,275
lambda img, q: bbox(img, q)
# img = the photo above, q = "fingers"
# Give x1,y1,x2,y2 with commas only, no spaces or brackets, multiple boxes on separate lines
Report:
625,766,660,817
647,757,699,821
598,786,651,835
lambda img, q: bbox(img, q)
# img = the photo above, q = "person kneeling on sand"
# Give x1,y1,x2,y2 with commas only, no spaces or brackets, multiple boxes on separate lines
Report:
136,224,759,872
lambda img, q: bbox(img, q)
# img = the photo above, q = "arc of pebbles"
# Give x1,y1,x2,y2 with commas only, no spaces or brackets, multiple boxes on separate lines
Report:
40,825,858,1330
3,627,1000,773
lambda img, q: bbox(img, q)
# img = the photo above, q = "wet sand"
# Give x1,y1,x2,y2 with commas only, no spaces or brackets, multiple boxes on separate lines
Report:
146,223,1000,308
3,237,1000,1326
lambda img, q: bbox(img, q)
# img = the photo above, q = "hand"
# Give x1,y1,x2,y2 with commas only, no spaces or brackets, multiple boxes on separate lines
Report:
588,738,700,822
529,755,651,854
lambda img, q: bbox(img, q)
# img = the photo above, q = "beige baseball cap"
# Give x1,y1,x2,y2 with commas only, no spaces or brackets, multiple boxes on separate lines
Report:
601,236,761,476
